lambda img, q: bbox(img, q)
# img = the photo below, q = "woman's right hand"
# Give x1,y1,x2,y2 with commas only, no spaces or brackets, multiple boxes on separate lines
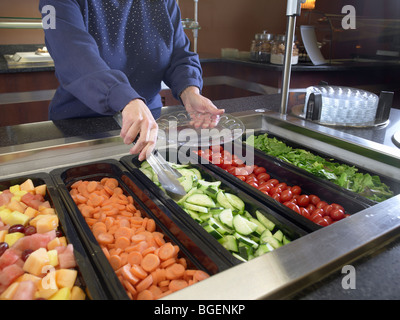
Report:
119,99,158,161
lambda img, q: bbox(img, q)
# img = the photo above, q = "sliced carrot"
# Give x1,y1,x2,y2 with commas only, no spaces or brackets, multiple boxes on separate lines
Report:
89,193,104,207
169,279,188,292
87,181,99,193
165,263,185,280
193,270,210,282
71,180,83,189
148,285,163,298
109,254,122,270
121,264,140,286
81,205,94,218
136,274,153,293
120,252,129,266
114,226,132,239
102,247,111,260
158,242,175,261
158,279,170,288
178,257,187,269
146,219,156,232
142,246,156,257
123,279,137,298
160,257,176,269
130,264,148,280
105,217,115,230
127,251,143,265
131,234,146,243
115,236,131,250
96,232,114,245
137,289,154,300
141,253,160,273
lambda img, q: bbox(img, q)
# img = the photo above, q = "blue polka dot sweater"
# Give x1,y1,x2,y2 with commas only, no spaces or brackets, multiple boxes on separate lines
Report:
39,0,203,120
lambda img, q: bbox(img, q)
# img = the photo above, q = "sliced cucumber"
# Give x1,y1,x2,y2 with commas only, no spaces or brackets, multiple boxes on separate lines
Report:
197,180,222,191
139,167,153,181
232,252,247,262
254,243,274,257
233,214,258,236
177,187,200,205
273,230,284,242
186,193,216,208
218,235,238,252
184,209,203,223
260,229,273,243
249,217,267,237
216,191,235,210
183,202,208,214
209,207,225,215
208,217,233,235
234,232,259,249
256,210,275,231
262,235,282,249
225,193,245,212
140,161,151,169
218,209,234,228
178,176,193,192
203,224,223,240
190,168,202,181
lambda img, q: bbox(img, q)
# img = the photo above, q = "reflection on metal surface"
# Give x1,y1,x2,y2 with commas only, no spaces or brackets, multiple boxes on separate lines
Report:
393,131,400,148
1,109,400,299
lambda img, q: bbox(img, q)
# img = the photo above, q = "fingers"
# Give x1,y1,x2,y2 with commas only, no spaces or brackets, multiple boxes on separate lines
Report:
120,99,158,160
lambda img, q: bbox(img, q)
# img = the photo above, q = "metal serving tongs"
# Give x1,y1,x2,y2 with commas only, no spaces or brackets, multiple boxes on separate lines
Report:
113,112,186,201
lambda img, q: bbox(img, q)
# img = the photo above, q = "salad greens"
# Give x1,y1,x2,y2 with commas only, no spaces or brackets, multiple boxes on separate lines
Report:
246,133,394,202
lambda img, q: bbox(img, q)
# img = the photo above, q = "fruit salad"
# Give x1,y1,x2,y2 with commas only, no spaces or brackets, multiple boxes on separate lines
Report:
0,179,86,300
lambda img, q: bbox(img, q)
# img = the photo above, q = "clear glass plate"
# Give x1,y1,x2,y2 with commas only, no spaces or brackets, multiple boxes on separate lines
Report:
156,111,245,147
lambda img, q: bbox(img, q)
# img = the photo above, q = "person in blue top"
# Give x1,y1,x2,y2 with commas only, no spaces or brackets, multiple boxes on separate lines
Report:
39,0,224,160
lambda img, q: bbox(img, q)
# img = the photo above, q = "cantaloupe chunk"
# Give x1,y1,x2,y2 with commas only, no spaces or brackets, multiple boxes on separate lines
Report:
35,276,58,299
20,179,35,192
36,215,59,233
34,184,47,196
24,206,40,219
47,237,63,250
15,273,42,285
48,287,71,300
7,200,26,214
55,269,78,289
71,286,86,300
0,282,19,300
23,247,50,276
39,207,56,215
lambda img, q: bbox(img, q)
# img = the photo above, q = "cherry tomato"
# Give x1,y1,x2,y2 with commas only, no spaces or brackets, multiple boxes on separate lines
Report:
316,201,328,210
226,166,236,175
324,204,334,215
247,181,259,188
297,194,310,207
254,166,267,175
271,193,281,203
280,189,293,202
312,208,325,217
234,167,249,176
311,210,324,222
270,186,282,195
330,208,345,221
260,190,270,196
309,194,320,206
299,207,311,219
236,175,246,181
276,182,287,190
232,157,244,166
258,184,271,193
286,202,301,214
266,179,279,186
291,185,302,195
306,203,316,214
331,203,345,211
244,165,255,174
256,173,270,181
314,216,332,227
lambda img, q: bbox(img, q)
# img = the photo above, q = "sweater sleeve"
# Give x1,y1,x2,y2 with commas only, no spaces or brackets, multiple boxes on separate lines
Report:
162,0,203,100
39,0,143,114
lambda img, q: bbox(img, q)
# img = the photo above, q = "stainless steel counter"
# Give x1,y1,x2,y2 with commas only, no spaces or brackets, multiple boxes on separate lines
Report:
1,105,399,300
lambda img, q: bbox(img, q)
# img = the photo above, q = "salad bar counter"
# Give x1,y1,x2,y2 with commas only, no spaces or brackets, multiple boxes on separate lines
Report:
0,104,399,300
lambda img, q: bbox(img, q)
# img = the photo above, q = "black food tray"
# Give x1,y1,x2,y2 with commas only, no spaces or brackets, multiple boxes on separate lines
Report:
120,152,309,265
0,173,108,300
50,159,230,300
197,141,372,232
245,130,400,204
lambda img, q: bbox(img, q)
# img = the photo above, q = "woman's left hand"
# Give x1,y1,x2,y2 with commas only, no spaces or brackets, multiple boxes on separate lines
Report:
180,86,225,128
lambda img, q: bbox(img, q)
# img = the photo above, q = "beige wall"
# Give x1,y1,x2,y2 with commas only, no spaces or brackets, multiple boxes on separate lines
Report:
0,0,44,45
